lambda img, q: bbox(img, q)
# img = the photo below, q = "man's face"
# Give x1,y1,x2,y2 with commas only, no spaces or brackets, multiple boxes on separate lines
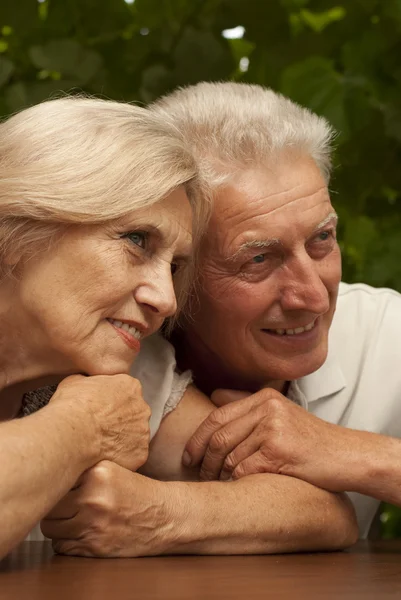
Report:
187,154,341,387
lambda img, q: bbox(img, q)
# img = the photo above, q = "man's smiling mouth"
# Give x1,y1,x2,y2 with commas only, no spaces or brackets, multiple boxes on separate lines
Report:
262,318,317,336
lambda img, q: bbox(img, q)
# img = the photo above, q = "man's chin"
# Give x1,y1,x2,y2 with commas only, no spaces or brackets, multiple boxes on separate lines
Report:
259,348,329,383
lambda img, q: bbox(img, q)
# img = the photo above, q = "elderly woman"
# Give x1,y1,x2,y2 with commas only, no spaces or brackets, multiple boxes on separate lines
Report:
0,96,208,558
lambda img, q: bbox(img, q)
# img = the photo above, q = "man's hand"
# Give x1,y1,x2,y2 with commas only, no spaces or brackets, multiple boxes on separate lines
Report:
41,461,177,558
53,374,151,472
183,387,355,490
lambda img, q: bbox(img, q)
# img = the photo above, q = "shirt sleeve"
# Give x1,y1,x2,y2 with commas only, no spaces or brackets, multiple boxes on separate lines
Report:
130,333,192,439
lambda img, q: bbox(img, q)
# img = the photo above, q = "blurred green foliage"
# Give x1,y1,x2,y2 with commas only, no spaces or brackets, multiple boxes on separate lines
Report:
0,0,400,537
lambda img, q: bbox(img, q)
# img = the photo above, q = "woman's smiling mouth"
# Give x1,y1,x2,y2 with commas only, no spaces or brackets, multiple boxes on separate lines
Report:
107,318,145,351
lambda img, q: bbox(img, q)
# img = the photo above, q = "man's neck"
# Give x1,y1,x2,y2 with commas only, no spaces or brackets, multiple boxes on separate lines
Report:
172,327,286,397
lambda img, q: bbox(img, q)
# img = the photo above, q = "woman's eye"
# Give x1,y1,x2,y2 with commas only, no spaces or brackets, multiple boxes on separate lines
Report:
171,263,178,275
125,231,147,248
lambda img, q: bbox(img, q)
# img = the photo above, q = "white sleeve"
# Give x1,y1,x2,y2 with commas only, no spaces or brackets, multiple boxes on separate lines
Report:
130,333,192,439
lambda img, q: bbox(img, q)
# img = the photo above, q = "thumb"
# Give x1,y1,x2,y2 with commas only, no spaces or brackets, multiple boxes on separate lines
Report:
211,388,252,408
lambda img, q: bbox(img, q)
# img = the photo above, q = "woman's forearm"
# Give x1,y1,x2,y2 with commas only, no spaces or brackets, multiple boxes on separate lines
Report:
0,404,96,558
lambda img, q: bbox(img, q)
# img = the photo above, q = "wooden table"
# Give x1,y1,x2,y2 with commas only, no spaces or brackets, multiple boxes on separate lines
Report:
1,541,401,599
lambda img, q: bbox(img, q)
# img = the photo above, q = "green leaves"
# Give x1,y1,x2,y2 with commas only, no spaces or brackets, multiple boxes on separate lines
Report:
281,57,348,137
29,39,102,84
173,26,234,84
0,56,14,88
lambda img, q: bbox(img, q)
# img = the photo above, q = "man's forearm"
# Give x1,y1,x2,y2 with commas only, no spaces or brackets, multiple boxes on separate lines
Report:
339,430,401,506
159,474,358,555
0,404,96,558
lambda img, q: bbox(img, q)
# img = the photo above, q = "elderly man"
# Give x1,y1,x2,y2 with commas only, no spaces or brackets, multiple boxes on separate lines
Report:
41,82,401,556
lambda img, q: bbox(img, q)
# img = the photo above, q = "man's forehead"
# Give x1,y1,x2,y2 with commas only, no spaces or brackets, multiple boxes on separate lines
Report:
211,185,332,236
214,158,327,213
207,191,335,261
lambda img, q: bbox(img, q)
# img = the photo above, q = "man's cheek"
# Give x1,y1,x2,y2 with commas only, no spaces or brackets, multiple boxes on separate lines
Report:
201,271,240,302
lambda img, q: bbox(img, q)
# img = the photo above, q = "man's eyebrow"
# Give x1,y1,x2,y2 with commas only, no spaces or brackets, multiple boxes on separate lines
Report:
314,212,338,231
226,212,338,263
227,238,281,262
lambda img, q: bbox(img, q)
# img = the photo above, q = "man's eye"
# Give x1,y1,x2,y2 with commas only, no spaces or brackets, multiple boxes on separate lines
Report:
171,263,178,275
252,254,266,264
125,231,147,248
315,229,336,243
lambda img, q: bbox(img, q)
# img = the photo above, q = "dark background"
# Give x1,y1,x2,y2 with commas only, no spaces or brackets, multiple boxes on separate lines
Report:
0,0,400,537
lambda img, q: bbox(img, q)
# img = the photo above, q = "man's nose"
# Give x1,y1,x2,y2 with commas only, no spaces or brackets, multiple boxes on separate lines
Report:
280,254,330,314
134,264,178,319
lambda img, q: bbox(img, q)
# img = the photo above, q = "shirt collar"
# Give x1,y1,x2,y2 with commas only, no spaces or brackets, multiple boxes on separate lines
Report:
288,343,346,409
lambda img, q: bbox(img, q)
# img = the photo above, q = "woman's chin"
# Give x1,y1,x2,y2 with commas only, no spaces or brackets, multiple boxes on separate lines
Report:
76,357,136,377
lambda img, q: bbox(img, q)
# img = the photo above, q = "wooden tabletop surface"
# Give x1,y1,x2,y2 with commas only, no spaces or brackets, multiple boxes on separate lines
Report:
1,541,401,599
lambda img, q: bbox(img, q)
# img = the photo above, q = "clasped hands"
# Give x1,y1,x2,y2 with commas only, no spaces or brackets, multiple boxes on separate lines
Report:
183,388,351,489
42,386,353,557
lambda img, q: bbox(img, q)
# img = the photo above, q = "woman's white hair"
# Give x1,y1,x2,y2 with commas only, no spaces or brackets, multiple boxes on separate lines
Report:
150,81,335,188
0,96,209,291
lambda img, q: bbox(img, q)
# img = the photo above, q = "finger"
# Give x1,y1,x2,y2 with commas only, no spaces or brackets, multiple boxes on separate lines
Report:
232,451,273,480
41,515,83,541
184,395,261,467
44,488,81,520
199,416,258,481
56,374,86,389
219,437,261,481
211,389,251,408
52,539,90,557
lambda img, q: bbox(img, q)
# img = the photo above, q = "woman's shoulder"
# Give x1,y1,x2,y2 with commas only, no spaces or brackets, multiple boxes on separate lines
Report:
130,333,191,439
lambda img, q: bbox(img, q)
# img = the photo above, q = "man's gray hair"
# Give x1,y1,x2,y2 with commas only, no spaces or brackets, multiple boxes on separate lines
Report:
150,81,335,189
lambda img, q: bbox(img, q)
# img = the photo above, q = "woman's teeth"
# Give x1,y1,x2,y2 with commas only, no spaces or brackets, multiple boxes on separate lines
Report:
108,318,142,340
267,320,315,336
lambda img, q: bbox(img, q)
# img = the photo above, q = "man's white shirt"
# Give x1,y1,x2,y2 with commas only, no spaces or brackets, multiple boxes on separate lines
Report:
289,282,401,537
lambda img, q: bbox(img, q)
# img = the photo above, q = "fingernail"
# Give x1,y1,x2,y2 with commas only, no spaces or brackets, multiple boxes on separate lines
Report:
182,451,192,467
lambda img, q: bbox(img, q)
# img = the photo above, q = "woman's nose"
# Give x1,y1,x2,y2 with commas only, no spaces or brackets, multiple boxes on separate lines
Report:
134,265,178,319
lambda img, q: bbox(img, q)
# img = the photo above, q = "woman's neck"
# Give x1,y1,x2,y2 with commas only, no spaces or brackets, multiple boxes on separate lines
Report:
0,374,64,421
0,289,65,417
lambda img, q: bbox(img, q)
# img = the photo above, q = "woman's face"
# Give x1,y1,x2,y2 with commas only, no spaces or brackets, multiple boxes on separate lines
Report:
11,187,192,376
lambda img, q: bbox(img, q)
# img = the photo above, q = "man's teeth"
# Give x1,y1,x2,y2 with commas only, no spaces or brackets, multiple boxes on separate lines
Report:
108,319,142,340
269,321,315,336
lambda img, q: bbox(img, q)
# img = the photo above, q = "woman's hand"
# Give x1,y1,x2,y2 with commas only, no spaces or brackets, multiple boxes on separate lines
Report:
52,374,151,472
41,461,175,558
